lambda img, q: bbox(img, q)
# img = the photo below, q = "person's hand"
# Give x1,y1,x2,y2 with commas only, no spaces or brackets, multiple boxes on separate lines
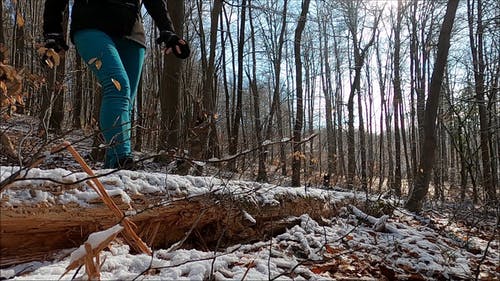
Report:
156,30,190,59
43,33,69,53
39,33,68,68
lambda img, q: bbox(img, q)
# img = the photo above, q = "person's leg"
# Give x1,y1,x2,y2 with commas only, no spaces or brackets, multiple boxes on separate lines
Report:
73,29,133,168
113,38,145,112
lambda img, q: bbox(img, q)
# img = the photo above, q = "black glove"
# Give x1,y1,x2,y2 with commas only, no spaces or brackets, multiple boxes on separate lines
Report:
156,30,190,59
43,33,69,53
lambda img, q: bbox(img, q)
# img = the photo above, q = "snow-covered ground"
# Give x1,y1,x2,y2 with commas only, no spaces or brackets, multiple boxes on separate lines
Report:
1,166,498,280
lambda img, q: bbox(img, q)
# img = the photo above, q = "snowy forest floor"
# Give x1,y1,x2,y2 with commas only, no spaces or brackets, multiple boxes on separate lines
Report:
1,114,499,280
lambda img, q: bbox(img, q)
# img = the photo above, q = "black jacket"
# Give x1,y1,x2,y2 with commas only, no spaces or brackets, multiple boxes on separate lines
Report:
43,0,174,47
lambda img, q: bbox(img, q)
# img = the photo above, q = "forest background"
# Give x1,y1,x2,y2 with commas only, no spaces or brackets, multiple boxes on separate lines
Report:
0,0,498,212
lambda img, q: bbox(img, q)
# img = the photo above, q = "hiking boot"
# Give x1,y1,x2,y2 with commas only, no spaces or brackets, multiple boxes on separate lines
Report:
117,156,137,170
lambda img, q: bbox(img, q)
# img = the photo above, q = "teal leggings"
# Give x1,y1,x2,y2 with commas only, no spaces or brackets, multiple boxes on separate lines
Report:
74,29,145,168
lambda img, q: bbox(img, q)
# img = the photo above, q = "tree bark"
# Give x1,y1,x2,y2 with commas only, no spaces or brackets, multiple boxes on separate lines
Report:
392,0,403,196
0,175,336,267
200,0,222,159
0,0,6,63
405,0,459,212
159,0,185,152
319,16,336,179
72,53,83,129
467,0,497,203
291,0,311,187
344,1,379,188
227,0,247,171
248,0,267,182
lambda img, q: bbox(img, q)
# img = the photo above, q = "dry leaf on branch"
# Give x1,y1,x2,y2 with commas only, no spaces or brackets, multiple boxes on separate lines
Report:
0,63,24,115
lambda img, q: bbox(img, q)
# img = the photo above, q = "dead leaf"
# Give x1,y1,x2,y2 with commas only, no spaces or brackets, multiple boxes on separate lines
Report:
16,14,24,27
311,261,338,274
325,244,342,255
379,264,396,280
15,94,24,105
111,78,121,91
0,81,7,94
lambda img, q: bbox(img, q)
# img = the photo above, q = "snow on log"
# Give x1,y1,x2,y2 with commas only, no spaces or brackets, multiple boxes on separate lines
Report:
0,167,352,266
350,205,399,234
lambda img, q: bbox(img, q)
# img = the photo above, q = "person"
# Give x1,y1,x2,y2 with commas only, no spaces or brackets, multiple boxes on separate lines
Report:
43,0,190,169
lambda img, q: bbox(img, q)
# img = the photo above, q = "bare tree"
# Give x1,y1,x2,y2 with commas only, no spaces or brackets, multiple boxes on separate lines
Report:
467,0,497,203
200,0,222,159
291,0,311,187
228,0,247,171
263,0,289,176
392,0,403,196
318,4,336,180
248,0,267,182
405,0,460,212
342,0,380,188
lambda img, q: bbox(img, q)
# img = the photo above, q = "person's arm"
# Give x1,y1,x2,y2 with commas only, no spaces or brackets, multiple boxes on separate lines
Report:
142,0,174,32
43,0,69,35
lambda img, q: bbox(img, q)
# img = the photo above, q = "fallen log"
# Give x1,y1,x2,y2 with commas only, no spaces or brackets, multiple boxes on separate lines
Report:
0,167,344,267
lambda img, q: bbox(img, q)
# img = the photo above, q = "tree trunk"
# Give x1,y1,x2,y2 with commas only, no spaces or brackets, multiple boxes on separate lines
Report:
48,5,69,133
135,74,143,152
392,0,403,196
159,0,185,152
344,1,379,188
201,0,222,159
13,2,25,68
405,0,459,212
0,173,336,267
332,29,345,182
319,18,336,179
0,0,6,63
357,77,367,191
227,0,246,171
248,0,267,182
72,54,83,129
467,0,497,203
291,0,311,187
